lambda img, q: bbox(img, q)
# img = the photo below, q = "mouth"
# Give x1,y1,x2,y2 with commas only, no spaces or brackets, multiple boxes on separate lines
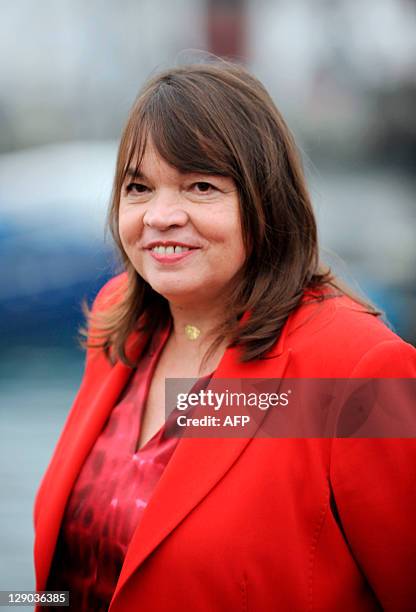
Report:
144,241,200,263
150,245,192,255
144,241,201,255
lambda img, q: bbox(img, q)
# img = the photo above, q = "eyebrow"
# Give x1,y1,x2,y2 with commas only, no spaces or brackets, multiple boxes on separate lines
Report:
125,168,146,180
124,167,230,181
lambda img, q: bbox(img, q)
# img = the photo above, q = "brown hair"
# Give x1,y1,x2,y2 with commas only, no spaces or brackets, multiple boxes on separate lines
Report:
80,61,380,367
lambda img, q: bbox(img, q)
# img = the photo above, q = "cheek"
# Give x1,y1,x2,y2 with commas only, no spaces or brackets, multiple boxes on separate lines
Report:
209,201,240,239
208,216,246,272
118,208,143,248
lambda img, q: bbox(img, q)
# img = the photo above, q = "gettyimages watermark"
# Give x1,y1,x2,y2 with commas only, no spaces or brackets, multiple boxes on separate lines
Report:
163,378,416,438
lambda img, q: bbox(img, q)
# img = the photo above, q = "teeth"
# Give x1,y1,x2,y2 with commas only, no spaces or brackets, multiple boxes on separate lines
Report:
151,245,191,254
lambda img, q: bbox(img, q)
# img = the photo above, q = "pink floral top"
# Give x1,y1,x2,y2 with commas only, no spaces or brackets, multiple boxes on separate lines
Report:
46,323,210,611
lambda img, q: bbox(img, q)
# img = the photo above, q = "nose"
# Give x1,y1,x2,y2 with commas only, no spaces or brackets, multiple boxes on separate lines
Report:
142,189,189,230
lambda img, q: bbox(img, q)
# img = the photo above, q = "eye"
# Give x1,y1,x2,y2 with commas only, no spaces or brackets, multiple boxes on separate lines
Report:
191,181,217,194
125,182,149,195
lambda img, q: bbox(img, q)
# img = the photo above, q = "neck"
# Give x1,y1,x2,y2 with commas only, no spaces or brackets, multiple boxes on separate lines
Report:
168,301,228,361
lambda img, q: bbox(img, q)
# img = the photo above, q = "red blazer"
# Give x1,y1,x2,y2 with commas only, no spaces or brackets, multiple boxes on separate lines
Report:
34,274,416,611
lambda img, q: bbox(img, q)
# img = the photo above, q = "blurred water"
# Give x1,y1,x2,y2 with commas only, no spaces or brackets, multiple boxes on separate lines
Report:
0,347,84,602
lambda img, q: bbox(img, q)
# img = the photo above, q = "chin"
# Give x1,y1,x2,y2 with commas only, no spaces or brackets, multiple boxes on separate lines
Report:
149,282,198,302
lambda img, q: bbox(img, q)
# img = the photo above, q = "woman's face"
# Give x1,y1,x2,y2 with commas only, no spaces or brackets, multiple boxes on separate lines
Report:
118,140,246,308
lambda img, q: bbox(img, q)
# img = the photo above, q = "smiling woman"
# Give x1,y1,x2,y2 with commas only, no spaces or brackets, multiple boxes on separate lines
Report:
33,61,416,612
82,61,342,370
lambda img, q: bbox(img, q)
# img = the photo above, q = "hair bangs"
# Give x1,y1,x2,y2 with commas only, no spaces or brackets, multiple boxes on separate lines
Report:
140,81,236,179
118,112,151,191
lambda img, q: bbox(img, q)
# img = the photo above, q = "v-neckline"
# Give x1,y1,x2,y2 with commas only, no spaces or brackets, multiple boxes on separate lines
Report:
133,319,174,454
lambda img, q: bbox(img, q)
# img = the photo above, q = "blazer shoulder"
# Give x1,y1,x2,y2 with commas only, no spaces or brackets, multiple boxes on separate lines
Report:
83,272,129,368
284,292,415,377
91,272,128,313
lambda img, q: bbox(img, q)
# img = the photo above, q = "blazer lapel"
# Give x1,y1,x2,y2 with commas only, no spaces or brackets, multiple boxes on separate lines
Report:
111,339,292,607
34,330,149,592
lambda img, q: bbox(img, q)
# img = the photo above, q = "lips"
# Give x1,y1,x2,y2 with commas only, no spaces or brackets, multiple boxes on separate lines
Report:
148,246,198,264
152,245,190,255
144,240,200,250
143,240,201,264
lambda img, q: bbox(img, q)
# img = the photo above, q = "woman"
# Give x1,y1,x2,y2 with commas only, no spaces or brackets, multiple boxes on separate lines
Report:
34,62,416,611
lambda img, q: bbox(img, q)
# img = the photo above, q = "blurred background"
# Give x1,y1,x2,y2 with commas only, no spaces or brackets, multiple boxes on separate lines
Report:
1,0,415,597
